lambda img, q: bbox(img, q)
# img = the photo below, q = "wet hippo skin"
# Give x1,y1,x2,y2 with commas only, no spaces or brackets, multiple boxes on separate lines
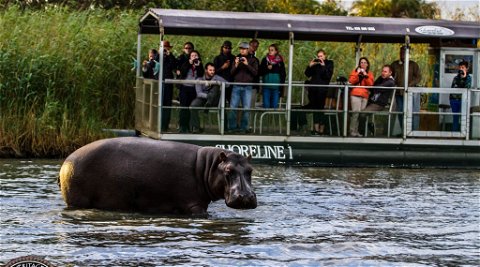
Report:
58,137,257,216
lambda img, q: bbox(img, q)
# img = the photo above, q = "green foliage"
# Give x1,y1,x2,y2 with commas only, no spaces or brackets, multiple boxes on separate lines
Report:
0,6,136,156
351,0,440,19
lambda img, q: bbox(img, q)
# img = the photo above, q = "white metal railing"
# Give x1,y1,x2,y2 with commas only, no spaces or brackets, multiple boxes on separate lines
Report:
135,77,478,140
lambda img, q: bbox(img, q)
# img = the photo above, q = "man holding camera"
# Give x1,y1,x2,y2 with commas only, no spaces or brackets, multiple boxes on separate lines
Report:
450,61,472,132
228,42,259,133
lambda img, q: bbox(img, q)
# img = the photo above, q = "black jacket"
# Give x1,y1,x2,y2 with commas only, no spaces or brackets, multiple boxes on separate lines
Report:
369,76,395,106
304,60,334,85
162,53,177,80
179,60,204,82
214,53,236,82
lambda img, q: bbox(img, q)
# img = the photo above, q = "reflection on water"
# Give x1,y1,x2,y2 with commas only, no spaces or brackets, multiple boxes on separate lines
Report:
1,159,479,266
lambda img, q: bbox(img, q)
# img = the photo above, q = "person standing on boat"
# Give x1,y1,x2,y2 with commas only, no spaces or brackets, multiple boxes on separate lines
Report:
214,40,235,103
248,39,261,128
348,57,374,137
159,41,177,132
228,42,259,133
390,45,422,131
259,44,286,109
176,42,195,77
178,50,204,133
190,63,226,133
303,49,334,135
360,64,395,136
450,61,472,132
142,49,159,79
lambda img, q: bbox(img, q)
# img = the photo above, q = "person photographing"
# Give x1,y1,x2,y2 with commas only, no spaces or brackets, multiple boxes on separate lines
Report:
348,57,374,137
450,61,472,132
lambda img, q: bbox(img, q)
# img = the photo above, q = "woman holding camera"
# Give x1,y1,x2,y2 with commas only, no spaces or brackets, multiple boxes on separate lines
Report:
348,57,374,137
303,49,334,135
178,50,204,133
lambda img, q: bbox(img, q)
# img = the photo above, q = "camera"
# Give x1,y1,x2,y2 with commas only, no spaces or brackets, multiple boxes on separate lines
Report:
193,59,199,64
458,70,465,76
313,59,320,63
239,57,246,62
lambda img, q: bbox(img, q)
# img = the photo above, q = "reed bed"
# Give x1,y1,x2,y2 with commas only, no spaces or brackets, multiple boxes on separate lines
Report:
0,7,431,157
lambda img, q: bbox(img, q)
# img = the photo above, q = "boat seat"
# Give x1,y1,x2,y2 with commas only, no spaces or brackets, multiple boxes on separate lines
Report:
323,87,342,136
253,97,287,134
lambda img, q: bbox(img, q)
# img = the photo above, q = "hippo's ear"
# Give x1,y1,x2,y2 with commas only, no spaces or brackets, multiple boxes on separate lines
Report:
219,152,228,162
247,154,252,162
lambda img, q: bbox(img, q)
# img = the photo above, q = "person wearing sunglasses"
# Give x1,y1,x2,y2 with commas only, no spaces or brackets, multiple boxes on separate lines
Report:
214,40,236,102
176,42,195,77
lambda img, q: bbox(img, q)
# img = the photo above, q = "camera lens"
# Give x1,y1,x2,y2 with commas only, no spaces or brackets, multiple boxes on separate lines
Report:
240,58,245,62
193,59,199,64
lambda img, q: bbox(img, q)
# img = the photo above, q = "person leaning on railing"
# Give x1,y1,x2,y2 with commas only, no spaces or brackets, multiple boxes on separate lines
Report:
359,64,395,136
348,57,374,137
450,61,472,132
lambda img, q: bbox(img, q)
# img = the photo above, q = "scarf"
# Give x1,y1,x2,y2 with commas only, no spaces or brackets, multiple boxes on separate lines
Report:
267,54,283,65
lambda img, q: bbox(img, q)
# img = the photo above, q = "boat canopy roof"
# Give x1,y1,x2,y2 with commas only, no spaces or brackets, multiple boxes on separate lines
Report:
139,8,479,44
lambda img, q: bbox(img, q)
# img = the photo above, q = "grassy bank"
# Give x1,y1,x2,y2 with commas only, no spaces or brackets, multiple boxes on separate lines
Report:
0,7,139,157
0,7,432,157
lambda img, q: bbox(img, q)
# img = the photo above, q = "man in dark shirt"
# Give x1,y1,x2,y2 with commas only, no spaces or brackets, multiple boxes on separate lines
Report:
228,42,259,133
360,65,395,136
214,40,235,102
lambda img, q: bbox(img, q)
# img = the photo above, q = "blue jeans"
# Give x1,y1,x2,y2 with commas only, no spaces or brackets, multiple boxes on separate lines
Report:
228,85,253,131
450,98,461,132
395,95,404,129
262,86,280,109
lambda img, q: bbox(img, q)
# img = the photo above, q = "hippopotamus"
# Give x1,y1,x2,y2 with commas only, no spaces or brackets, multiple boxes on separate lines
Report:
58,137,257,215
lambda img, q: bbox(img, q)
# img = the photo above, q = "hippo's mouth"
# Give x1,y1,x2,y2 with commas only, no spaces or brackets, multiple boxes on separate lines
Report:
225,192,257,209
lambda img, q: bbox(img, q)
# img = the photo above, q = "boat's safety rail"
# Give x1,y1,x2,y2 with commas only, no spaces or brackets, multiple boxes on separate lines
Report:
135,77,480,140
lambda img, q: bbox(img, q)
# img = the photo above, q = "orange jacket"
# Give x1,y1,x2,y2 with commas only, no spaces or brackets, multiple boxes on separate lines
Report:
349,69,374,99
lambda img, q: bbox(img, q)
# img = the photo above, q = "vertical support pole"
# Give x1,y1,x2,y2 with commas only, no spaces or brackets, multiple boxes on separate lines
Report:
136,32,142,78
220,82,226,135
464,89,470,140
343,85,349,137
355,35,362,66
403,28,410,140
157,23,164,135
136,28,142,134
286,27,294,136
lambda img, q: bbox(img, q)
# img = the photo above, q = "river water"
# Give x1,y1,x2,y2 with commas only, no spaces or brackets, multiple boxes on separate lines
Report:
0,159,479,266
